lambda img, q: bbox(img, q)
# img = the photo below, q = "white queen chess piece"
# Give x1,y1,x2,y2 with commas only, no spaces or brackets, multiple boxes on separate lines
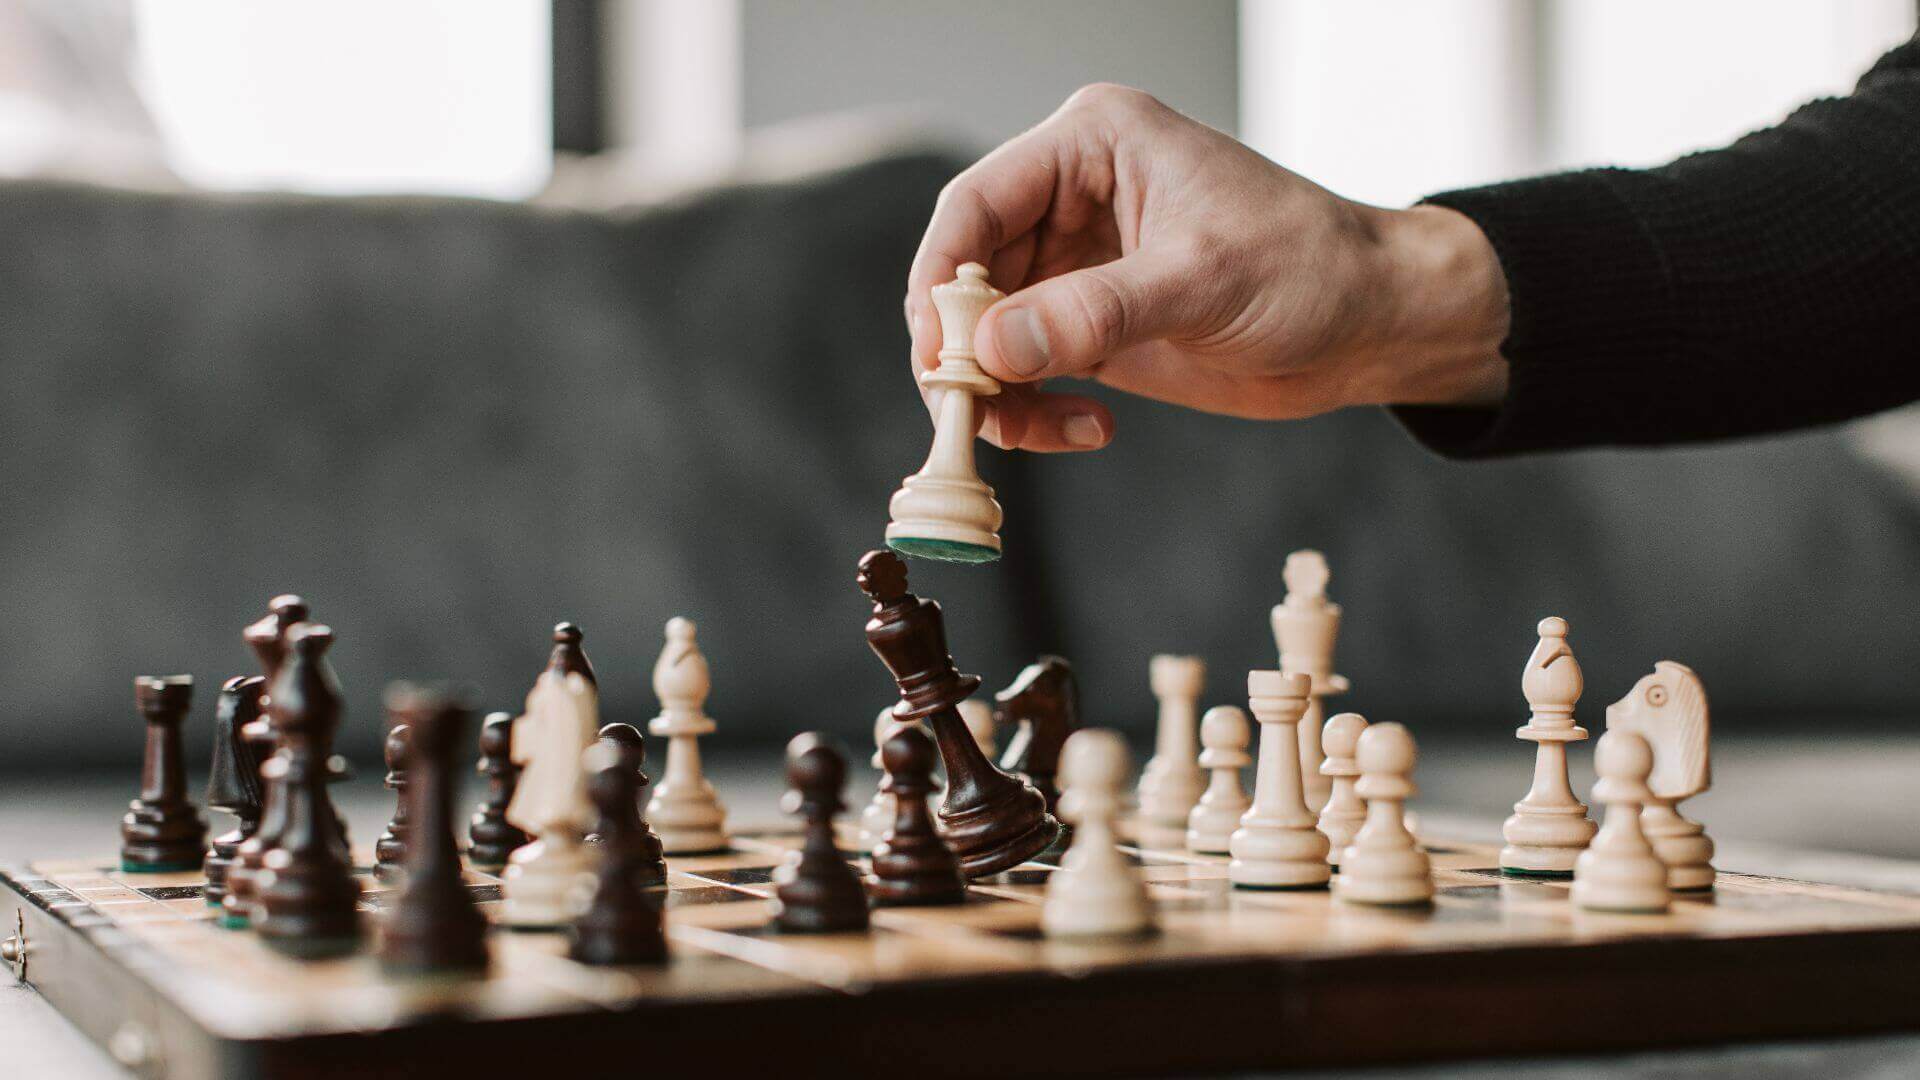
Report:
1044,730,1155,939
1272,550,1347,814
1572,730,1672,913
1606,661,1715,890
1500,617,1597,875
645,617,730,854
501,671,599,928
884,263,1006,564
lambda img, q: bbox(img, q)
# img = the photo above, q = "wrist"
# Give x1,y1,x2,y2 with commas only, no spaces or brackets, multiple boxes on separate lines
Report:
1352,204,1510,408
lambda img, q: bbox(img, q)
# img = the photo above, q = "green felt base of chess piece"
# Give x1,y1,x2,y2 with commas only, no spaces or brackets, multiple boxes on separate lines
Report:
120,859,203,873
1501,867,1575,879
886,537,1000,564
219,914,250,930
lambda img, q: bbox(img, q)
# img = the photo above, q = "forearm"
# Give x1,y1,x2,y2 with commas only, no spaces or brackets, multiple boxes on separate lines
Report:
1389,35,1920,458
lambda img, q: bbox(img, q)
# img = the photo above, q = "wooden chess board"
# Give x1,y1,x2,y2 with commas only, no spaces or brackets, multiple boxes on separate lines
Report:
9,824,1920,1078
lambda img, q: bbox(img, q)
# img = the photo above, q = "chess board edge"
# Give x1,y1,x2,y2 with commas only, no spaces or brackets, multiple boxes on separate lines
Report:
14,850,1920,1079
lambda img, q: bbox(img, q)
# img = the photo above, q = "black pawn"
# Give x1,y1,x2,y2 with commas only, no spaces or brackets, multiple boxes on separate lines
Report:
374,722,412,882
254,624,363,958
547,622,597,686
122,675,207,872
467,712,530,872
570,743,670,966
585,724,667,887
204,676,267,904
772,734,869,934
868,724,967,906
381,685,489,975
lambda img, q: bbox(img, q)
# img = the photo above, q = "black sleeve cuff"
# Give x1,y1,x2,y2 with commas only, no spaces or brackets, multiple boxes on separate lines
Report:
1390,169,1680,459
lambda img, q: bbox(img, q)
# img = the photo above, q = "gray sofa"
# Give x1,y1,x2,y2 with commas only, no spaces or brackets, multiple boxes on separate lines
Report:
5,150,1917,770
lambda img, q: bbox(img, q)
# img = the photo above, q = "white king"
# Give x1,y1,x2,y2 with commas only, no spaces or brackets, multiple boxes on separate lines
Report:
885,263,1006,563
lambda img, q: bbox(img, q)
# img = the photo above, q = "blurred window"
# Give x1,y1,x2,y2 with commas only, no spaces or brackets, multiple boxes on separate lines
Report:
1240,0,1917,208
132,0,552,199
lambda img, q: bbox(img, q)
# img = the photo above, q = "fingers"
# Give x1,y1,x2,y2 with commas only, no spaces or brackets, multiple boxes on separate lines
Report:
906,130,1073,371
979,386,1116,453
974,247,1202,384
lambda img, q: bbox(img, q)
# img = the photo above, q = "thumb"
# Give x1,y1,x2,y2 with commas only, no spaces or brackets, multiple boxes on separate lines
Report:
974,251,1196,383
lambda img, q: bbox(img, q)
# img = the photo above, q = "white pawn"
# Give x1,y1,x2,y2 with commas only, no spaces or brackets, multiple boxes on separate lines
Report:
1137,655,1206,831
1335,723,1432,906
958,698,997,757
1572,731,1671,913
1228,671,1330,889
645,617,730,854
501,671,599,927
858,705,901,853
1500,617,1597,875
1044,729,1154,939
1317,712,1369,865
1186,706,1252,854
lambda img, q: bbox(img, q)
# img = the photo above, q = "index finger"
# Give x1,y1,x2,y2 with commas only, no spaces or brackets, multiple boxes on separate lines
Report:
906,125,1071,371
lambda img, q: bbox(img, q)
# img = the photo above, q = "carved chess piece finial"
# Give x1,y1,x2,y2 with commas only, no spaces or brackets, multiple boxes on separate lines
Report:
122,675,205,872
546,622,597,686
858,550,1059,876
885,263,1006,564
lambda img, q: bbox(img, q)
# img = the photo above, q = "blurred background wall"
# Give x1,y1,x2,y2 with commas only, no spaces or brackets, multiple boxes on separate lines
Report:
3,0,1919,772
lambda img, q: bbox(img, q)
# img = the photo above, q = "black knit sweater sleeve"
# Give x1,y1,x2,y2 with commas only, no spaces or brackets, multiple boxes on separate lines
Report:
1393,35,1920,458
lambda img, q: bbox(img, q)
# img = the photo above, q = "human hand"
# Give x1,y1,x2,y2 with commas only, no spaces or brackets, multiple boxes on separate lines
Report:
905,84,1511,452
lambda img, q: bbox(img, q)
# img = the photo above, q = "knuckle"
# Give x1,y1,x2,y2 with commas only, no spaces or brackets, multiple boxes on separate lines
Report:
1066,271,1132,350
1065,82,1160,118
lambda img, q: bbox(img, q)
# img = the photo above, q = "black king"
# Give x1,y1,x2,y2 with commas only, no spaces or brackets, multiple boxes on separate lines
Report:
858,549,1059,876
